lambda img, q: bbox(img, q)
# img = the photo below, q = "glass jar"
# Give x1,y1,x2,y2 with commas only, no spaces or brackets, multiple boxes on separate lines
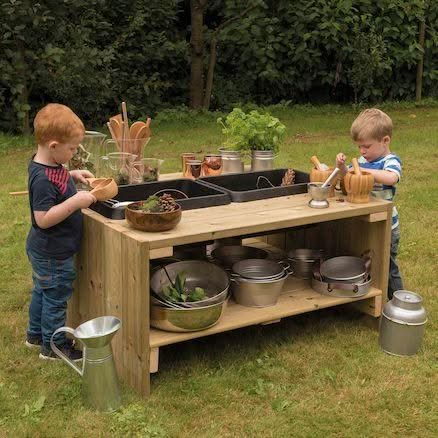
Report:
132,158,164,183
185,159,202,179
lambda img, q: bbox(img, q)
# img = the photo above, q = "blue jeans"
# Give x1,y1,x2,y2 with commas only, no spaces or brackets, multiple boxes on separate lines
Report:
27,250,76,348
388,226,403,299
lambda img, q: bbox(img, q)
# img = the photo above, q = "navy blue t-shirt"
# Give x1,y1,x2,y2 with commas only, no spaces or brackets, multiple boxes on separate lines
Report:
26,160,83,259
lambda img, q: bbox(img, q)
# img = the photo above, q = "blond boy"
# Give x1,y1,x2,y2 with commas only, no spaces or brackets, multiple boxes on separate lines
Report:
336,108,403,298
26,103,96,360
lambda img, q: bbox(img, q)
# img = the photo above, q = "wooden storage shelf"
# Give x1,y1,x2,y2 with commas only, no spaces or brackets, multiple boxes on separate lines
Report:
150,277,382,348
68,173,392,397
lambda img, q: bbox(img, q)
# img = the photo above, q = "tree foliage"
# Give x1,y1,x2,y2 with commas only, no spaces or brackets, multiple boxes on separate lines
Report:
1,0,437,132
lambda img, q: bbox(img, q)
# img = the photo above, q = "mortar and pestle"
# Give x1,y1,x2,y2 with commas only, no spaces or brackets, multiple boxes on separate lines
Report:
343,158,374,203
307,168,340,209
88,178,118,201
309,155,337,197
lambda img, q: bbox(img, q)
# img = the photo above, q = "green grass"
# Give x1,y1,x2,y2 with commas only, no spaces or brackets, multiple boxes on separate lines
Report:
1,105,437,437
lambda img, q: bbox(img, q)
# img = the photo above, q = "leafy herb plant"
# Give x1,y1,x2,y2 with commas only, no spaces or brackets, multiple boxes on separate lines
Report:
162,272,206,303
217,108,286,154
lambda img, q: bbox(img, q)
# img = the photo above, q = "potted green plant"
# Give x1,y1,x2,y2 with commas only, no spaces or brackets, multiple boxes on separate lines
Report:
217,108,286,171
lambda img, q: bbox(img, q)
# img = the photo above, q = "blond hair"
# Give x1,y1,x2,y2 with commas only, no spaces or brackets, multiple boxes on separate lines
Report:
350,108,393,141
34,103,85,145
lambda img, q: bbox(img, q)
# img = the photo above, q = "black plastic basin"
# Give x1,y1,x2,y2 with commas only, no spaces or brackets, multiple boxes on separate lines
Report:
199,168,309,202
89,179,230,220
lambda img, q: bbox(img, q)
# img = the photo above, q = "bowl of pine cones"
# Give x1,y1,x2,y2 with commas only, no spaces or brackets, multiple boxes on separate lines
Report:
125,193,182,232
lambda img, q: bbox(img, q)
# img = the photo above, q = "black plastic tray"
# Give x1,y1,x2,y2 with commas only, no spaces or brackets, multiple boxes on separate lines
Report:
89,179,231,220
199,168,309,202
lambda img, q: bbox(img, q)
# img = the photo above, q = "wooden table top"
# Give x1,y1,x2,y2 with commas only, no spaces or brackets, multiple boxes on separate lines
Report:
83,173,392,249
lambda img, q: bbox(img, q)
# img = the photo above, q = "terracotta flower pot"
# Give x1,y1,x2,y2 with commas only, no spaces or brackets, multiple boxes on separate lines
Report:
125,202,182,232
343,170,374,203
309,167,337,197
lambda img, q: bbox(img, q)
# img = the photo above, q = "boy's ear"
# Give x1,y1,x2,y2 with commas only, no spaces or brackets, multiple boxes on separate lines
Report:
382,135,391,145
47,140,59,150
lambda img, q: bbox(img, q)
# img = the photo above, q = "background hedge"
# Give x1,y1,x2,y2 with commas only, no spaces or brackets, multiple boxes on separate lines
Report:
1,0,437,131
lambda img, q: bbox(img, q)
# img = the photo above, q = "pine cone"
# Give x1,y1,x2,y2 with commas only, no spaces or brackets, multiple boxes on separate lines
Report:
281,169,295,186
159,193,178,212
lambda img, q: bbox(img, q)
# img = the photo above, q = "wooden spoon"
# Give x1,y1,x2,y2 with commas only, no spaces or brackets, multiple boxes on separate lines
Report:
129,121,147,141
351,157,362,176
108,119,123,150
134,125,151,157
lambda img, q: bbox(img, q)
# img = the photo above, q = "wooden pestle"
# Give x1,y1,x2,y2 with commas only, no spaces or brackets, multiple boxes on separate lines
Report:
311,155,322,170
351,157,362,175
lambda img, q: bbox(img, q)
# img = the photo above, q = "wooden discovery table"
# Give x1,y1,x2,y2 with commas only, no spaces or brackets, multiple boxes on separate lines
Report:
68,178,392,397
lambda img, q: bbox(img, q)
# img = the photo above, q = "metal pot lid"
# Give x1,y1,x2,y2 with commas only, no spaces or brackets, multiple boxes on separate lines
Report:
232,258,284,280
383,290,427,325
320,256,367,281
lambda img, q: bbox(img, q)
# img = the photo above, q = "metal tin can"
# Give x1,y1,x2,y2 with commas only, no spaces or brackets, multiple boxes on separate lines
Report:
379,290,427,356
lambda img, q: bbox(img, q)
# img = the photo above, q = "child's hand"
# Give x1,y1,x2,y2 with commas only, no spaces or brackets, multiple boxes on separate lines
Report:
336,153,347,169
70,169,95,184
71,191,97,209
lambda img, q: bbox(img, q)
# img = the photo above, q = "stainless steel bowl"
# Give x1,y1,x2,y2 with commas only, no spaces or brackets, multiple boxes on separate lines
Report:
150,298,228,332
287,249,325,279
320,256,369,283
150,260,230,307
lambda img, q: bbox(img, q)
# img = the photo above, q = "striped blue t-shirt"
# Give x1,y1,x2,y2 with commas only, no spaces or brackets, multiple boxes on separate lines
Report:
352,154,402,229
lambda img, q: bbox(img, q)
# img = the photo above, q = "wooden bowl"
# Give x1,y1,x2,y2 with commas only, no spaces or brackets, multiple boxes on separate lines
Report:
87,177,108,189
90,178,118,201
343,170,374,203
310,167,338,197
125,202,182,232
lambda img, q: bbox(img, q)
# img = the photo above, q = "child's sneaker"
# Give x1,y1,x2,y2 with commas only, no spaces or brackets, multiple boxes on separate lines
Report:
25,335,42,349
39,343,82,362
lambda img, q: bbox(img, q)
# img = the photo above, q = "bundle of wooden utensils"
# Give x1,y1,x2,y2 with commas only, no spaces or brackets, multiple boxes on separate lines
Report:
106,102,152,157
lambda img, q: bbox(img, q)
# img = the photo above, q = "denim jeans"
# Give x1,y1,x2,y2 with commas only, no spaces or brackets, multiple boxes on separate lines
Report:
27,250,76,348
388,226,403,299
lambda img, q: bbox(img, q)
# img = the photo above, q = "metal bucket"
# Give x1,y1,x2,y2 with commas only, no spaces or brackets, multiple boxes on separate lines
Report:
219,150,244,174
287,248,324,279
379,290,427,356
251,150,275,172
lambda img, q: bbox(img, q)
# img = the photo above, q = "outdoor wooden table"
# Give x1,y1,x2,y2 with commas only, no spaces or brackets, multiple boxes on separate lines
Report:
68,173,392,397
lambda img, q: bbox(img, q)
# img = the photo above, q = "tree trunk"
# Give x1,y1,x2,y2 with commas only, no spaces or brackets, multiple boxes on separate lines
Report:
190,0,207,109
202,35,217,109
415,19,426,102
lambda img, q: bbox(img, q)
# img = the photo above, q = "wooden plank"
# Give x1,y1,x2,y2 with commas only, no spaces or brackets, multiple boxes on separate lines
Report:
149,247,173,259
359,212,388,223
348,295,382,318
149,277,382,348
150,348,159,373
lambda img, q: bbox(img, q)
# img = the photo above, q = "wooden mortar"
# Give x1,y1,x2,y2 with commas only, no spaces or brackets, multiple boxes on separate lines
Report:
343,158,374,203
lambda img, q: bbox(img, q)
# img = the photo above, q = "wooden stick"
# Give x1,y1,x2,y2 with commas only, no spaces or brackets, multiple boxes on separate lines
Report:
10,191,28,196
122,102,130,152
107,122,122,151
351,157,362,176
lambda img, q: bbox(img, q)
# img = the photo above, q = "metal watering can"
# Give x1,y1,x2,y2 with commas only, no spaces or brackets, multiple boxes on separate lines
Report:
50,316,122,412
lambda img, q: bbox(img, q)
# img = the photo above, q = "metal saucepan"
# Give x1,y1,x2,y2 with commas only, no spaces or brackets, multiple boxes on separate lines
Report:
319,255,371,283
211,245,269,269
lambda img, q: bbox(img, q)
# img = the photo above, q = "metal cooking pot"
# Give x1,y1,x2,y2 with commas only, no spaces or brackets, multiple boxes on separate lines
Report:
287,248,325,279
231,270,290,307
319,255,371,283
379,290,427,356
311,275,372,298
211,245,269,269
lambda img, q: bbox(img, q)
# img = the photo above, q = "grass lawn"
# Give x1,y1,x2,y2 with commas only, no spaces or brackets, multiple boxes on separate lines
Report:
0,104,437,437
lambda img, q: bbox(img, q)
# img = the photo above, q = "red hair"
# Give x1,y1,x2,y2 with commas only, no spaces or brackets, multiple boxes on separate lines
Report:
34,103,85,145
